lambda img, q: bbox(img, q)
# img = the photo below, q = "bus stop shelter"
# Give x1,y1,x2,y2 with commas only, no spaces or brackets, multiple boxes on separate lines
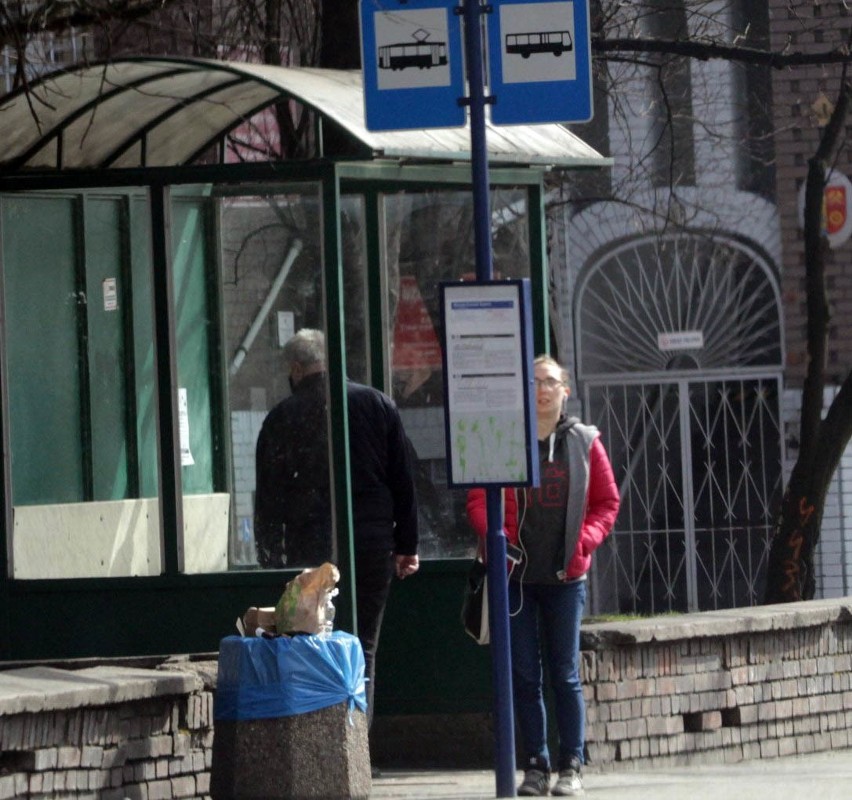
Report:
0,57,606,719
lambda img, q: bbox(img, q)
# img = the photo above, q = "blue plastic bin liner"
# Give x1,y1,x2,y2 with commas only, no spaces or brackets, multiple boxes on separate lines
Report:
215,631,367,721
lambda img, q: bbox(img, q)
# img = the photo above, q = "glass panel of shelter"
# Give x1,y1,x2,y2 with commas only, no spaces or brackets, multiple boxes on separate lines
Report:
383,187,531,560
3,189,163,579
3,181,533,578
215,184,533,569
180,183,345,573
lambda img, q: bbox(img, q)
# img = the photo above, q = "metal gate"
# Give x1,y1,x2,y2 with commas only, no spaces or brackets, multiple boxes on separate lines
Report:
576,233,784,613
586,377,782,613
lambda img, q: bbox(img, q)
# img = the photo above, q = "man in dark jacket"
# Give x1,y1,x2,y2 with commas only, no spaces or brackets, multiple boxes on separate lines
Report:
254,328,419,721
254,346,332,567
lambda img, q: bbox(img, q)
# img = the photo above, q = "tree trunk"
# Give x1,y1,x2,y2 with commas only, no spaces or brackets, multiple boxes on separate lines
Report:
763,79,852,603
316,0,363,156
765,372,852,601
319,0,360,69
764,75,852,603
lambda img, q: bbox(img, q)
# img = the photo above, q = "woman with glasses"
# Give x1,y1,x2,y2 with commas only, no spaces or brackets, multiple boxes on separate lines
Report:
467,354,620,796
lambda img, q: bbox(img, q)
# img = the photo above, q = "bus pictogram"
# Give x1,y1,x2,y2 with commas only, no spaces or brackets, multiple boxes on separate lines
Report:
505,30,573,58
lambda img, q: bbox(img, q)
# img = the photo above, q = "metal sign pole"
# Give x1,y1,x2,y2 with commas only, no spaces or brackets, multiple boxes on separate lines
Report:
462,0,517,796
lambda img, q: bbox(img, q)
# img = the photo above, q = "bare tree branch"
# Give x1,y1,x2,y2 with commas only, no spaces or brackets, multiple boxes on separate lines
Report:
596,37,852,68
0,1,181,44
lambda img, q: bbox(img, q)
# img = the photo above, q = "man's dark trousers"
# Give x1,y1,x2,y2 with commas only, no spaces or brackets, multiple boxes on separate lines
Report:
354,547,396,727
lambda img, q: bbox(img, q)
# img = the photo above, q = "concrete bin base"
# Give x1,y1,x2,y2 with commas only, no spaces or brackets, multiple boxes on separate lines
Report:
210,701,371,799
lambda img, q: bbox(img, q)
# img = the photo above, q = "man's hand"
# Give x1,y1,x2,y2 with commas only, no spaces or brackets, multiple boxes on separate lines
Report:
395,554,419,579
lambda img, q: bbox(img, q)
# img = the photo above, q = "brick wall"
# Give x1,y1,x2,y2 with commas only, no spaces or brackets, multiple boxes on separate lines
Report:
770,0,852,386
372,598,852,770
581,598,852,769
0,661,215,800
4,600,852,794
229,410,267,567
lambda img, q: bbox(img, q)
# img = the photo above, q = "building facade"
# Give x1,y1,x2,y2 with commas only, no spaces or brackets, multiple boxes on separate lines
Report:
768,0,852,598
551,0,852,611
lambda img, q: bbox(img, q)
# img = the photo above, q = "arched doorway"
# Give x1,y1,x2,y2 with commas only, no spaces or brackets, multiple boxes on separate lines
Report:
576,233,784,613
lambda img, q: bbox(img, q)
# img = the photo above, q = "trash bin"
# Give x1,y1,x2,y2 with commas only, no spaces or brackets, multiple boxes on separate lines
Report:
210,631,371,799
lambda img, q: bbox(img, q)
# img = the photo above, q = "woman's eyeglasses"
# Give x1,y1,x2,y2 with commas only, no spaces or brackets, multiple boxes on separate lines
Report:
534,377,564,390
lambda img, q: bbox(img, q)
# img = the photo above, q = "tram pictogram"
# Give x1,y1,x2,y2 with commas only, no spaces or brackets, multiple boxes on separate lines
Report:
378,27,447,70
378,40,448,70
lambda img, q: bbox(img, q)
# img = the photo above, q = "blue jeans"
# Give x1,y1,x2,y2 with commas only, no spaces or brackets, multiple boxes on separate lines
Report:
509,578,587,771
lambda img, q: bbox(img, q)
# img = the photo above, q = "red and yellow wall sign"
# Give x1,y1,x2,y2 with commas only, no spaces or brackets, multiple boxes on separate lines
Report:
797,169,852,249
824,183,847,236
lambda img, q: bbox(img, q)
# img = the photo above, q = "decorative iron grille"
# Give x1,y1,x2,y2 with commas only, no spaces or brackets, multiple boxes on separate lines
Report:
577,234,783,613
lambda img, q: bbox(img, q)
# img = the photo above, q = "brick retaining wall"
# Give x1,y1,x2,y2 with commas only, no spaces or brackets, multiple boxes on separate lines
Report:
581,597,852,769
0,659,216,800
2,599,852,796
370,597,852,769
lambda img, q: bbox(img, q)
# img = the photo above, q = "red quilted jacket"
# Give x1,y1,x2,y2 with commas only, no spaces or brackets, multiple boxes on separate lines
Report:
466,434,619,580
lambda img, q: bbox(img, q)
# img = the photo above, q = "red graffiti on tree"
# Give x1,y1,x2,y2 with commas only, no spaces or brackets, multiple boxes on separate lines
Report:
780,497,815,600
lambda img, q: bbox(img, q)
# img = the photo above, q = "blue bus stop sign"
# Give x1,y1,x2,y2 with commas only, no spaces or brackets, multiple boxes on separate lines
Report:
487,0,593,125
359,0,466,132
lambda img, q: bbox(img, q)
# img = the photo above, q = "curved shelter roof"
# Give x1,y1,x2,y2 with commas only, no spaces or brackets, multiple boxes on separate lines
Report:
0,57,606,174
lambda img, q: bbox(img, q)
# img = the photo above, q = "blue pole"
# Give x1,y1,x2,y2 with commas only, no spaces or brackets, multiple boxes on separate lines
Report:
485,486,516,797
462,1,517,796
463,0,493,274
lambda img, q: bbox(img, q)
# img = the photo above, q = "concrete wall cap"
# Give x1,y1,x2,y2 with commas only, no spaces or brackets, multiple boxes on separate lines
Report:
0,664,199,716
581,597,852,648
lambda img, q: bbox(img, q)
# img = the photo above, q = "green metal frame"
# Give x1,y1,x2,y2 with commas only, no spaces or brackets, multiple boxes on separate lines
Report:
150,183,185,574
322,164,357,634
117,195,142,498
73,196,95,500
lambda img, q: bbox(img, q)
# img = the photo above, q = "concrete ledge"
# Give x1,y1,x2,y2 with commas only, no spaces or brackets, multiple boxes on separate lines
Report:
0,665,200,715
581,597,852,647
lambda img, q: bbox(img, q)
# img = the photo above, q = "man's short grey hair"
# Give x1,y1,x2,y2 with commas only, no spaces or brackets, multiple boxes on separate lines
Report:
283,328,326,368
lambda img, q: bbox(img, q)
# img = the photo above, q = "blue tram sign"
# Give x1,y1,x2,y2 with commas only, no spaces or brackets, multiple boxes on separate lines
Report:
360,0,466,131
488,0,593,125
360,0,593,130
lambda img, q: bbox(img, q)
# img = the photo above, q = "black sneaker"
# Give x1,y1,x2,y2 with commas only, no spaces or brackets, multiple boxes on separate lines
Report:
518,768,551,796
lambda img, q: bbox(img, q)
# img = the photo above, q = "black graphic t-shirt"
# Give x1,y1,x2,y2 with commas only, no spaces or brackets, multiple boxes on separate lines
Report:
515,439,570,584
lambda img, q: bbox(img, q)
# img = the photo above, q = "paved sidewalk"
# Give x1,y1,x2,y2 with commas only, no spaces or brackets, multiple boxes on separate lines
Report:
369,749,852,799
